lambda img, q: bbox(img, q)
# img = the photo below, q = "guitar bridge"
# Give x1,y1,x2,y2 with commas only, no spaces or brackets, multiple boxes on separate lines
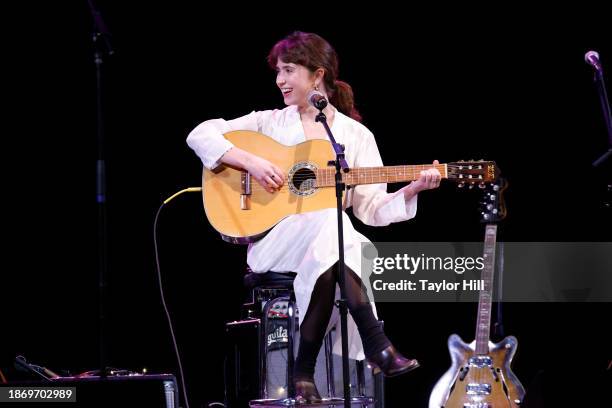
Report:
241,171,251,210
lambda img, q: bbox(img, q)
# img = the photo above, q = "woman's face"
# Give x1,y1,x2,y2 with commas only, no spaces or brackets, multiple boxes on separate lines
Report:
275,59,317,107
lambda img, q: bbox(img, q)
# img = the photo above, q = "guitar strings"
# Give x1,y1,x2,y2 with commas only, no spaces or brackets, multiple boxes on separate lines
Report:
244,165,470,184
249,170,438,183
240,164,480,192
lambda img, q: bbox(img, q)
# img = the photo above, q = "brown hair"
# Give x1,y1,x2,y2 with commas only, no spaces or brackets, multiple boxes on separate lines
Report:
267,31,362,122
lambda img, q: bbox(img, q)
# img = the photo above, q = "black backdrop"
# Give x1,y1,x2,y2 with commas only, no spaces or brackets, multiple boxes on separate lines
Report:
4,3,611,407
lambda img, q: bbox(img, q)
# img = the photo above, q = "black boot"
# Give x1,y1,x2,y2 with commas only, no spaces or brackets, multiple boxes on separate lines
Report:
367,344,420,377
294,337,323,403
294,377,322,403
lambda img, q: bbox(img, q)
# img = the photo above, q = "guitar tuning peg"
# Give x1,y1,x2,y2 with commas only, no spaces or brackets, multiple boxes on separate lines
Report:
458,182,465,188
468,184,474,189
478,182,486,189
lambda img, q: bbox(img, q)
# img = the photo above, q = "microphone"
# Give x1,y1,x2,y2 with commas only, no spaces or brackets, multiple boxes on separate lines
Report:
585,50,602,71
307,89,328,110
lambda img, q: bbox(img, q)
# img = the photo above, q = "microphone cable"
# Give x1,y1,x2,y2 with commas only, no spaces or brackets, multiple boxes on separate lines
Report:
154,187,202,408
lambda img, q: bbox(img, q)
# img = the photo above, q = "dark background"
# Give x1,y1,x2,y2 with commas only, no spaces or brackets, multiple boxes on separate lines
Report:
3,3,611,407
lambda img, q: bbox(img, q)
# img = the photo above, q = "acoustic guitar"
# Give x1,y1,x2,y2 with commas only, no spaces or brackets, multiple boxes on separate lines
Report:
201,130,498,243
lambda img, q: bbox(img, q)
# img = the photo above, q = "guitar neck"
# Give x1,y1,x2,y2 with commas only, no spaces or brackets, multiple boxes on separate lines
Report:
315,164,448,187
475,224,497,355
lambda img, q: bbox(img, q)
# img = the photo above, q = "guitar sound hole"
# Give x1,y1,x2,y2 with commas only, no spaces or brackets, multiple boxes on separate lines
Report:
290,167,316,195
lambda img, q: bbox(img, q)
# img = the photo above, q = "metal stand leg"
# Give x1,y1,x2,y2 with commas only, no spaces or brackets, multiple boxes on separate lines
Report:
356,360,366,397
286,295,296,398
325,331,335,398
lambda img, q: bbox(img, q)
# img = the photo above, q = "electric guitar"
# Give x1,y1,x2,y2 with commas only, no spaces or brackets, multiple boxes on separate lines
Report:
201,130,499,243
429,179,525,408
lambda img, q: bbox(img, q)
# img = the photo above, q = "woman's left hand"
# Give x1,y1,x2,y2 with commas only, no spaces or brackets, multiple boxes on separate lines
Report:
410,160,442,193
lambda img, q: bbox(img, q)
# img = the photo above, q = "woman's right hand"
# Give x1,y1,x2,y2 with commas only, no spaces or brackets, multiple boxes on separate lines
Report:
221,147,286,193
243,153,286,193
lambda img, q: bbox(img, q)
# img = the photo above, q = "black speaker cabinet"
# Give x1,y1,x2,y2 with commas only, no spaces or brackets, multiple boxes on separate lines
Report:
225,318,262,407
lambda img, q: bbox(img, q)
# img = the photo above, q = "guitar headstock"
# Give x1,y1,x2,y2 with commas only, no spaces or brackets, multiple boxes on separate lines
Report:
479,177,508,223
447,160,500,188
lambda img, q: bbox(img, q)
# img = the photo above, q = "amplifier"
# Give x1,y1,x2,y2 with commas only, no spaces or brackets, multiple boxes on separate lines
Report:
1,374,178,407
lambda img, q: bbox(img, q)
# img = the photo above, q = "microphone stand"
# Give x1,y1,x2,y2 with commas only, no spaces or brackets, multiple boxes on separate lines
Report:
589,57,612,209
88,0,114,379
314,106,352,408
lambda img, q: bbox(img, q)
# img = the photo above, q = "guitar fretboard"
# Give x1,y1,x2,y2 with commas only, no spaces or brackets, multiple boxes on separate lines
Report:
475,224,497,355
315,164,448,187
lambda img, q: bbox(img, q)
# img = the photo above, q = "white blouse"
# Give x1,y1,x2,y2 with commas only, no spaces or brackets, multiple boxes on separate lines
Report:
187,105,418,359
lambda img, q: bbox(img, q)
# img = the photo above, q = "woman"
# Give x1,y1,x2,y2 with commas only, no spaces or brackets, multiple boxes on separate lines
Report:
187,31,441,403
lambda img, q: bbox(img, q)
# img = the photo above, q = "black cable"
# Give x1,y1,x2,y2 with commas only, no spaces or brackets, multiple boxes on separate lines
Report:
153,187,202,408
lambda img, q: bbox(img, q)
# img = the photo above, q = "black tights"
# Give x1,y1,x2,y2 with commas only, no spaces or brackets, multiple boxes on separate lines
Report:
294,264,391,380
